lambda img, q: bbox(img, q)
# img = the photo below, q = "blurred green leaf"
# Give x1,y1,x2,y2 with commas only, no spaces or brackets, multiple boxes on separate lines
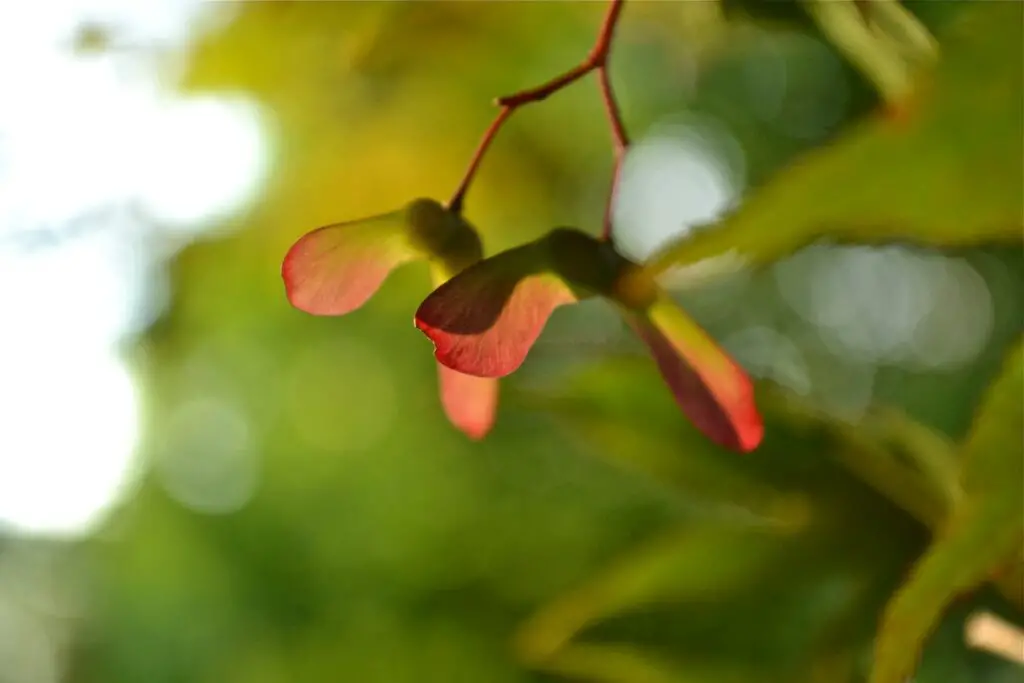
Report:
535,643,755,683
649,2,1023,275
759,388,953,531
514,524,790,666
518,358,806,524
870,339,1024,683
803,0,938,104
862,406,960,515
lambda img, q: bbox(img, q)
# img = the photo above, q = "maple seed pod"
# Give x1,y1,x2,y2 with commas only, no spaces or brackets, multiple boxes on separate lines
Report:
546,227,657,309
280,195,483,313
546,227,621,297
416,225,763,452
405,198,483,276
281,196,498,440
434,224,484,280
405,198,455,252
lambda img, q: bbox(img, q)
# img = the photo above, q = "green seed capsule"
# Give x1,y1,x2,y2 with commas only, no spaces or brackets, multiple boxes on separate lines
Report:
546,227,619,295
404,198,484,279
405,198,457,254
545,227,658,309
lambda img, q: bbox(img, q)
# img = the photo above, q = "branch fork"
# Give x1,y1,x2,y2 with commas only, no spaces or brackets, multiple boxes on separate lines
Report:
447,0,629,241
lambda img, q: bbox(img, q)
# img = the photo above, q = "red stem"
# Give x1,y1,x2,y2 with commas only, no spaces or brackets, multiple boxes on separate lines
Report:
495,61,594,108
447,106,512,214
597,65,629,154
590,0,626,64
598,64,629,240
447,0,630,228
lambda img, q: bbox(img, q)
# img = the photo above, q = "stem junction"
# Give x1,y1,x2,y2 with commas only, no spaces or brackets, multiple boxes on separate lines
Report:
447,0,630,244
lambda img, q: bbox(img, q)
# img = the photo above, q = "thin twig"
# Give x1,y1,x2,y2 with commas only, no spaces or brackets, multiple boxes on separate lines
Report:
447,0,630,226
447,105,512,215
495,61,595,108
597,64,629,241
597,66,629,154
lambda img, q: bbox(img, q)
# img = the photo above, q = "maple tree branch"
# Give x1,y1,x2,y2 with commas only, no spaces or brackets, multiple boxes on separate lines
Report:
448,0,630,226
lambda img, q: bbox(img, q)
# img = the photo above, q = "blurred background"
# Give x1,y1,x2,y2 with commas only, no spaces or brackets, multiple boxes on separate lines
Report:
0,1,1020,682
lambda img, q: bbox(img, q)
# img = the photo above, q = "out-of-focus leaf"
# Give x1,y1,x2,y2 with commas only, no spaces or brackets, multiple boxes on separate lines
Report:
759,387,953,530
870,340,1024,683
862,406,961,515
804,0,937,104
648,2,1023,275
518,357,806,524
535,643,755,683
514,524,790,665
807,649,858,683
994,555,1024,614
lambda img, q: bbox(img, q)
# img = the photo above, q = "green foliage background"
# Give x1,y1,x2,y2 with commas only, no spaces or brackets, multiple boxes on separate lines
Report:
56,2,1024,682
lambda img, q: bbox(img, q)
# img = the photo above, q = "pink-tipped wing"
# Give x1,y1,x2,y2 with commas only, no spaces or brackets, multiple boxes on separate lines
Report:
415,244,577,378
437,363,499,439
282,211,417,316
628,295,763,452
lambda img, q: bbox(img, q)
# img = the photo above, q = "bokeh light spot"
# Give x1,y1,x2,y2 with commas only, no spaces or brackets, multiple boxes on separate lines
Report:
806,353,877,423
775,245,993,370
808,246,927,363
0,53,268,240
907,256,993,370
613,117,744,262
156,398,259,515
0,347,140,537
725,326,811,396
138,95,270,231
